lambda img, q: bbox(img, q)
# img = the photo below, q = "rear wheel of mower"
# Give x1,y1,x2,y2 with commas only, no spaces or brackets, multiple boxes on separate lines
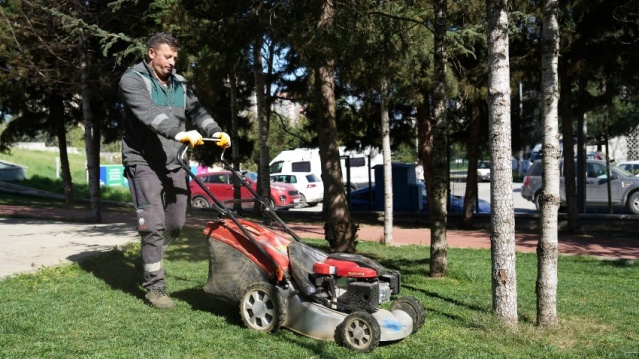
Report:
336,311,381,353
239,283,286,333
390,296,425,334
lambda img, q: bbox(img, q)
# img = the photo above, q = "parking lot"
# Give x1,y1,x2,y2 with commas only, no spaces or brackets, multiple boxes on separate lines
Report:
292,181,537,213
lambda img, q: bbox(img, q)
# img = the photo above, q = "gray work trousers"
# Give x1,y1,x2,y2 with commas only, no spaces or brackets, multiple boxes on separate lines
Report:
125,164,188,290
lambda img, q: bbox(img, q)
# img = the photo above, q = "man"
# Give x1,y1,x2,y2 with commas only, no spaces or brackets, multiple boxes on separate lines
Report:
119,32,230,309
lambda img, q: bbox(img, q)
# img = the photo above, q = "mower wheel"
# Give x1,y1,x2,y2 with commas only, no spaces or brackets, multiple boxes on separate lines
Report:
239,282,286,333
336,311,381,353
390,296,425,333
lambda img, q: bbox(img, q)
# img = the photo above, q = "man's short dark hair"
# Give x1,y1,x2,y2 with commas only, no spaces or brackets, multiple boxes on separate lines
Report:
147,32,180,51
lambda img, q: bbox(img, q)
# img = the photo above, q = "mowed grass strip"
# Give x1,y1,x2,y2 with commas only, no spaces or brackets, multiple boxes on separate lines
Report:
1,227,637,359
1,148,131,203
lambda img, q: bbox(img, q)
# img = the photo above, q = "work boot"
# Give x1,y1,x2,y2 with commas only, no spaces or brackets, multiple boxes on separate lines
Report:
145,287,176,309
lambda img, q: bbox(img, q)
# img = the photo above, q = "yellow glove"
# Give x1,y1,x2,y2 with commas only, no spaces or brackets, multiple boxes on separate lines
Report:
175,130,204,147
212,132,231,148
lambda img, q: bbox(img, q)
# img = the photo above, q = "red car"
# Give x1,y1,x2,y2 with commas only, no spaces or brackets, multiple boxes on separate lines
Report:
190,171,300,210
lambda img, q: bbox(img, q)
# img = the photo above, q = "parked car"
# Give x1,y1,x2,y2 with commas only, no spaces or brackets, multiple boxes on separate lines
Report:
477,161,491,182
521,159,639,213
269,172,323,207
190,171,300,210
616,160,639,176
585,151,614,163
347,185,491,213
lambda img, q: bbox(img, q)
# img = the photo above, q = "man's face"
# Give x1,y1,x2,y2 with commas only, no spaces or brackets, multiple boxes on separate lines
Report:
148,43,178,81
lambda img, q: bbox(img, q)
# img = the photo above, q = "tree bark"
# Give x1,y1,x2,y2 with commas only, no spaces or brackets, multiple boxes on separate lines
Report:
80,41,101,222
380,79,393,245
430,0,448,277
537,0,560,327
230,70,243,213
253,37,271,215
315,0,358,253
559,62,579,233
417,88,433,198
463,99,481,227
50,94,73,205
486,0,518,329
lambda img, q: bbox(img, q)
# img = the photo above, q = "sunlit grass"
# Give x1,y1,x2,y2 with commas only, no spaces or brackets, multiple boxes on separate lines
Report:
0,227,637,358
0,147,130,202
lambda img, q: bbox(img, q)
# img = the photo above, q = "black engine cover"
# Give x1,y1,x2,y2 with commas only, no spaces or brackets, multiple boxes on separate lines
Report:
339,281,379,311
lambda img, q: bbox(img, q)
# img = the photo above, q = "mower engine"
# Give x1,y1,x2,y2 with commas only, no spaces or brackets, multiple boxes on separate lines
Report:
312,256,401,312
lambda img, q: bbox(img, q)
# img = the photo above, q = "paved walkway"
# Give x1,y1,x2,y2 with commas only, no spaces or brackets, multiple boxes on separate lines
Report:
0,217,137,278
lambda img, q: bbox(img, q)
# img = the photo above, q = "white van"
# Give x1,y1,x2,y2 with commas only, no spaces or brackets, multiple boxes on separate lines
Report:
269,147,383,189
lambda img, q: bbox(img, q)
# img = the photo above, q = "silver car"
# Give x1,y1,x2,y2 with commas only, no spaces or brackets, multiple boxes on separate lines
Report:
521,159,639,214
477,161,491,182
616,161,639,176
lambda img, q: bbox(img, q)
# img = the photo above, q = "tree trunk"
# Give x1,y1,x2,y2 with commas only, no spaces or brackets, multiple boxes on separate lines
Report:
430,0,448,277
380,79,393,245
463,99,481,227
559,63,579,233
417,88,433,198
253,37,271,214
315,0,358,253
230,70,243,213
80,43,101,222
486,0,518,329
537,0,560,327
50,95,73,205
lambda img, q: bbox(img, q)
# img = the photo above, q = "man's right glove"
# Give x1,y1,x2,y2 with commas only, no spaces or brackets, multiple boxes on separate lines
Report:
175,130,204,147
212,132,231,148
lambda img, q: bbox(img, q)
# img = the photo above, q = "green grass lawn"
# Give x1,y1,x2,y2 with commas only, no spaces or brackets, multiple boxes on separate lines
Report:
0,147,131,202
1,227,637,358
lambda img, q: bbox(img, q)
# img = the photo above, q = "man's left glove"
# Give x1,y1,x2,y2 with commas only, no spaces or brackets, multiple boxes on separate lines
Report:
175,130,204,147
212,132,231,148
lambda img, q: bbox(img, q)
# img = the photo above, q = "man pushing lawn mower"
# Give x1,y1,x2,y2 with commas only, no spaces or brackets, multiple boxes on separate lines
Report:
119,32,231,309
120,32,424,352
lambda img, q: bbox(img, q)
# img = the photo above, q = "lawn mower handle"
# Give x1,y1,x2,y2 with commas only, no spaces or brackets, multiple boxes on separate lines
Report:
176,142,303,243
176,142,299,284
177,143,272,212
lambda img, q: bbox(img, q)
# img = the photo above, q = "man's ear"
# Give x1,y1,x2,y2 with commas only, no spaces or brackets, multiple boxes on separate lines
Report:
147,48,156,61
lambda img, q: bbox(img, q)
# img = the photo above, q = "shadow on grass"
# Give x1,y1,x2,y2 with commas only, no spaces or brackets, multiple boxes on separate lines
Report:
404,283,489,316
78,240,247,328
78,249,144,300
163,232,211,262
171,287,244,328
598,258,638,267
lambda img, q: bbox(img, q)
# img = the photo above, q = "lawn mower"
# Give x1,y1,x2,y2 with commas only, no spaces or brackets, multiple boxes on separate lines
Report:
177,141,425,353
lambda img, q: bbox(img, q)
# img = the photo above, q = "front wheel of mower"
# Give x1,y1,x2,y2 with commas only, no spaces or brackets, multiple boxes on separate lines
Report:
390,296,425,334
336,311,381,353
239,282,286,333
